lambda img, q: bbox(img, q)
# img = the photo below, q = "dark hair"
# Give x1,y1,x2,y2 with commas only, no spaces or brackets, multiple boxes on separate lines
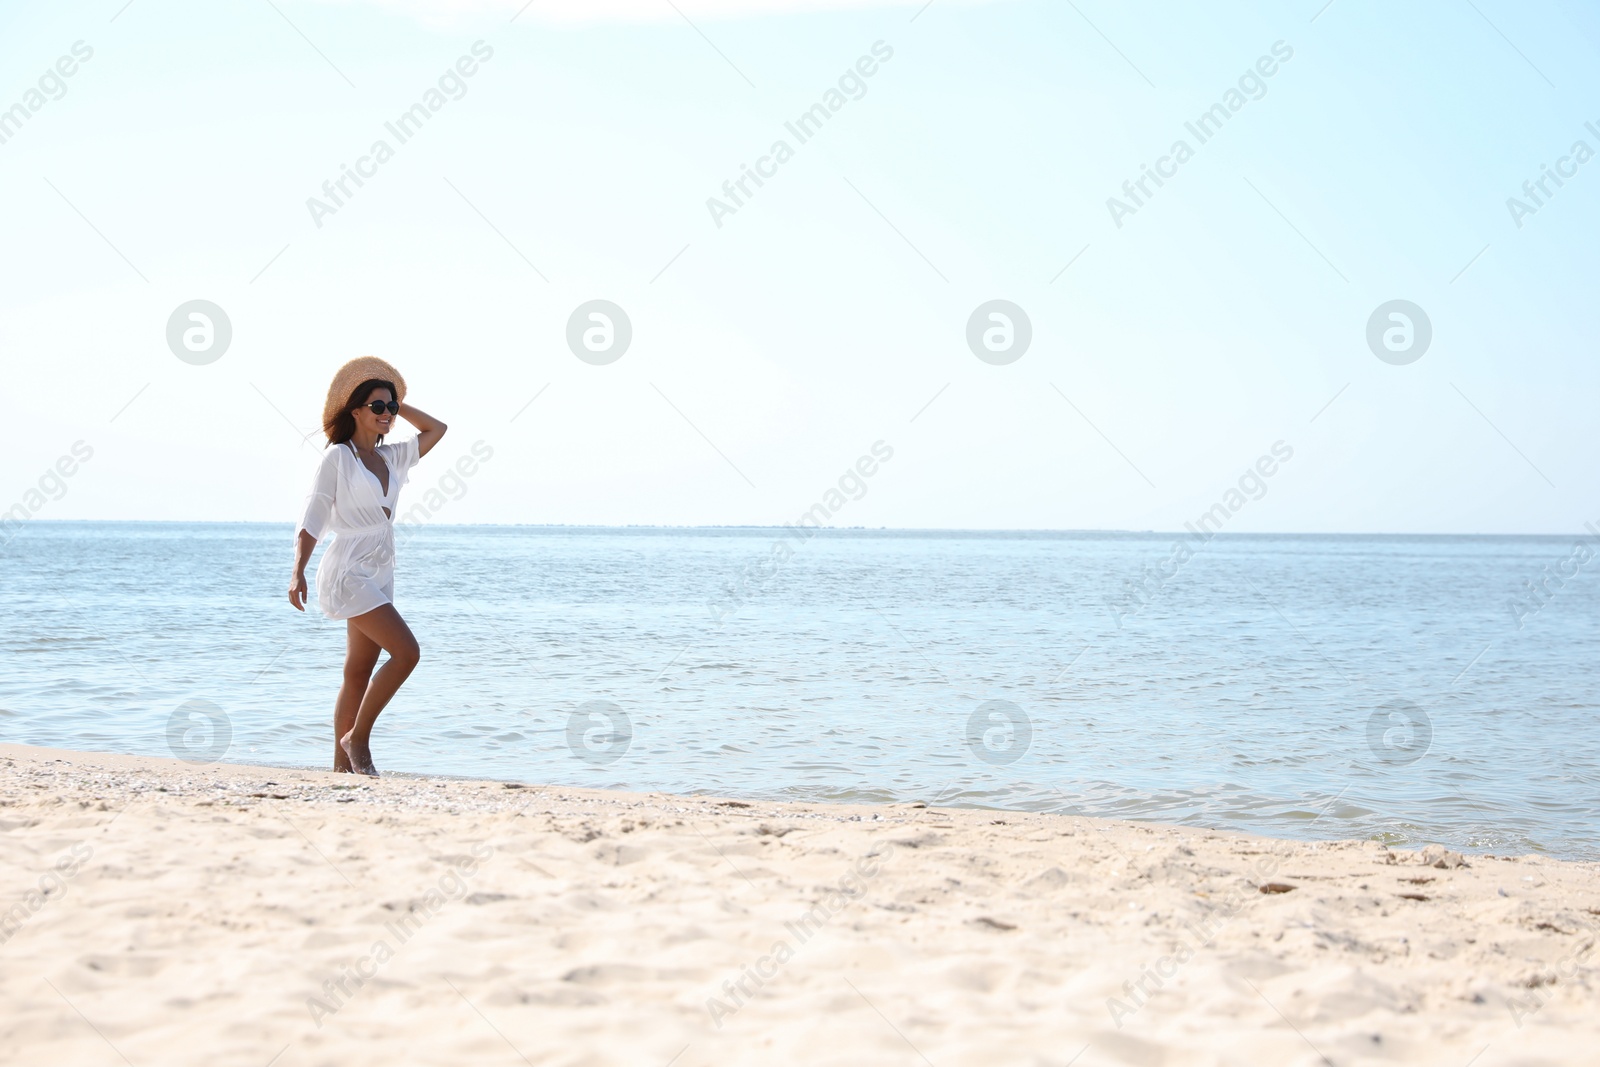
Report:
325,378,396,445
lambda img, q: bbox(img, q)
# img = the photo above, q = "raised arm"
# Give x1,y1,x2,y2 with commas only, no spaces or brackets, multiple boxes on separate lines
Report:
400,402,447,458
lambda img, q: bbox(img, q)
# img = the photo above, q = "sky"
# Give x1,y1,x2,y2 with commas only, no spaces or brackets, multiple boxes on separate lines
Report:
2,0,1598,533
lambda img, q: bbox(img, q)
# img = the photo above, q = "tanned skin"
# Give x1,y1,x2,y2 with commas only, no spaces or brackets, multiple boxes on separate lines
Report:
289,389,446,774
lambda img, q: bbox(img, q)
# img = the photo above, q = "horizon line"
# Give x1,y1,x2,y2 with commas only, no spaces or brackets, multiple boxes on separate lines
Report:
7,519,1595,539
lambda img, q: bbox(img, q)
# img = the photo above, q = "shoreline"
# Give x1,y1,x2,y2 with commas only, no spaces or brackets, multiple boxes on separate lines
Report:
7,742,1578,863
4,741,1597,1064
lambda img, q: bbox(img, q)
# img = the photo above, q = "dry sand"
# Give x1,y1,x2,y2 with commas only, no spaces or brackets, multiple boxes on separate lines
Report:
1,742,1596,1066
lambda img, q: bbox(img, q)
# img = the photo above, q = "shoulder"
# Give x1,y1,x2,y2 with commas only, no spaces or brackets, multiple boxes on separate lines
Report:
317,444,348,471
380,436,420,461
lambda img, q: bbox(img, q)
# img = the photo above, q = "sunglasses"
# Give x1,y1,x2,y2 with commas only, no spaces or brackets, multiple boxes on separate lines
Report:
362,400,400,415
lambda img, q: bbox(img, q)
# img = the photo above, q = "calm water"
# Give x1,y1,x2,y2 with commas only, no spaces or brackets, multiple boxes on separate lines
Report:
3,523,1597,860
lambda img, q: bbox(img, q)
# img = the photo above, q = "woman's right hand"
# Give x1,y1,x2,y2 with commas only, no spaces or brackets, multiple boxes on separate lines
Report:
289,572,308,612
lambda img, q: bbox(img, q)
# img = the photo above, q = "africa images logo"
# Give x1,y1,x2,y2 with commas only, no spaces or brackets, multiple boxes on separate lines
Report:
705,41,894,228
305,42,494,228
1105,41,1294,228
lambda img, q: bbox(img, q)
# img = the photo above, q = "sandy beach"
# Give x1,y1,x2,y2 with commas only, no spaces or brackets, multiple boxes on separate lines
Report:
1,743,1596,1066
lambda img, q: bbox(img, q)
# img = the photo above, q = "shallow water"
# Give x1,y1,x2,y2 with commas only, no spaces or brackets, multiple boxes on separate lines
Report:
3,522,1597,860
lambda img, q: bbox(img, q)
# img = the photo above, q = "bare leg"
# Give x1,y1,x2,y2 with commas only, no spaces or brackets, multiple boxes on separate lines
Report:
335,623,382,772
341,604,420,776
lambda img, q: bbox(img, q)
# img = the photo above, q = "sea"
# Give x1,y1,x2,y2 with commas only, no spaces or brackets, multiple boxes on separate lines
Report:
3,522,1597,861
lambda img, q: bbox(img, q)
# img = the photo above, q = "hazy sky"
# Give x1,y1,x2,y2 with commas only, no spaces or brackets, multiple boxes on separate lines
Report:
2,0,1598,532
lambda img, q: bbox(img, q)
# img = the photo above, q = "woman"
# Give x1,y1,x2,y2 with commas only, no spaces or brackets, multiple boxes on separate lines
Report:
288,356,447,776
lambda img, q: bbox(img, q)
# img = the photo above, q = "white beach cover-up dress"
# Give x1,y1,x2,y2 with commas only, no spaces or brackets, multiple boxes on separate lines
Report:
295,437,421,620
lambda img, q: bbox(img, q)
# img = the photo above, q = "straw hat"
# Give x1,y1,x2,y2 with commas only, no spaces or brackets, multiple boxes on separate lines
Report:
322,356,406,433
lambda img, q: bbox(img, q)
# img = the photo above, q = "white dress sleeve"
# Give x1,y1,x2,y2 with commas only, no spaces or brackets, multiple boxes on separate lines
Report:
296,447,341,541
386,436,422,490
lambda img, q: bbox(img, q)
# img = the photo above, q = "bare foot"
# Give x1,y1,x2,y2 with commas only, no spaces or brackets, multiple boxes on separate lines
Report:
339,731,379,777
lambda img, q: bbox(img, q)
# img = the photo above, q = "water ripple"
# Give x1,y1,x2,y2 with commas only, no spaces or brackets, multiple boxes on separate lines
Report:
1,523,1597,859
